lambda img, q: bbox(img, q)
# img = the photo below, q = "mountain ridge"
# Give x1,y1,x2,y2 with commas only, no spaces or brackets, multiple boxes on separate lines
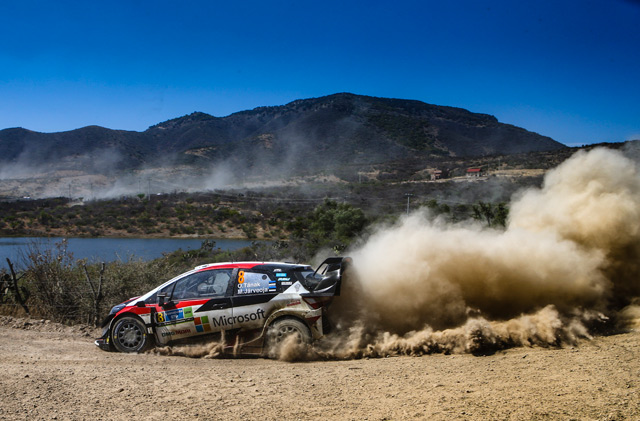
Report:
0,93,565,175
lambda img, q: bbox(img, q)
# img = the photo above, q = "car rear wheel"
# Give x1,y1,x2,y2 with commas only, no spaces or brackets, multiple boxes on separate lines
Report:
266,318,311,354
111,316,153,353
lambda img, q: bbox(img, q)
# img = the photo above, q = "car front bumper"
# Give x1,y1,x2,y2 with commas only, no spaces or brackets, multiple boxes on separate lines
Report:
94,337,112,351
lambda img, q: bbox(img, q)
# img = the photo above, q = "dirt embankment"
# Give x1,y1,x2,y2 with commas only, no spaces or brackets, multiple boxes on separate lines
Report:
0,316,638,421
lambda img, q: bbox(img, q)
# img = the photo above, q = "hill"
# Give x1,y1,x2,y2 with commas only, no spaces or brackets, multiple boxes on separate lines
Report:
0,93,564,177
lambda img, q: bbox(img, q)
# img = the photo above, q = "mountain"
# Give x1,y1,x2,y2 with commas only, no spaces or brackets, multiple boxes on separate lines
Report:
0,93,565,176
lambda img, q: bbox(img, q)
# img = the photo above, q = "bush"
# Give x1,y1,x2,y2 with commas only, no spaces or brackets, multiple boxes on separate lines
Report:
2,240,180,325
242,223,257,239
19,240,83,321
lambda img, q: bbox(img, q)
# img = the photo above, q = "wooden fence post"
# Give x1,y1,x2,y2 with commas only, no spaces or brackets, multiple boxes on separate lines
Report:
5,258,29,315
83,262,105,326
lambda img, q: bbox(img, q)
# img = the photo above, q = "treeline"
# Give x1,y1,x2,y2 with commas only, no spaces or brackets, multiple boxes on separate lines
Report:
0,192,320,239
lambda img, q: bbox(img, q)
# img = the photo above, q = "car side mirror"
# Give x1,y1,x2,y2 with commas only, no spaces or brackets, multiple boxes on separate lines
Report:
157,292,168,306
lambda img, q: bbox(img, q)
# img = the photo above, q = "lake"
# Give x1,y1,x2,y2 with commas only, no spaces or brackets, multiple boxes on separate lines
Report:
0,237,256,269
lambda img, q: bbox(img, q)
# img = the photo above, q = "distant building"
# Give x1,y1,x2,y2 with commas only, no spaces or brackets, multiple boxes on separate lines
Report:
430,169,449,180
466,168,483,178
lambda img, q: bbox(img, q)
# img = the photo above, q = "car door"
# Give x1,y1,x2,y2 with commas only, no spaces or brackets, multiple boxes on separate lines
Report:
229,269,280,330
153,268,235,344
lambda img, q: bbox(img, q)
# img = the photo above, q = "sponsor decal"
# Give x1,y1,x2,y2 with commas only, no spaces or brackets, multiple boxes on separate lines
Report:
211,308,266,328
287,300,301,307
276,273,288,277
268,280,277,292
194,316,212,333
161,328,191,338
281,281,292,286
156,307,194,325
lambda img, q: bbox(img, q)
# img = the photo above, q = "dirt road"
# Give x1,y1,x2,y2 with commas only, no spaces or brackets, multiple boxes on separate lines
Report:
0,316,638,420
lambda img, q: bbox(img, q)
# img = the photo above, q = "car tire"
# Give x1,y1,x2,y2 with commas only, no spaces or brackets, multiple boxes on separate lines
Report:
111,316,153,353
267,318,311,351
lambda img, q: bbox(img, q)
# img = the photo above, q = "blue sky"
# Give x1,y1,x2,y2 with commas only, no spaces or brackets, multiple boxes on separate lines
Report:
0,0,638,146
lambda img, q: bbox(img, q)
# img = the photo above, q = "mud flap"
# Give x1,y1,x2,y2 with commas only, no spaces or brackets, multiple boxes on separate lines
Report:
94,314,116,351
147,307,159,346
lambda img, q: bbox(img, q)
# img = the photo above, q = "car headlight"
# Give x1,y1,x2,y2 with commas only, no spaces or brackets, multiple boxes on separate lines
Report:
109,303,126,315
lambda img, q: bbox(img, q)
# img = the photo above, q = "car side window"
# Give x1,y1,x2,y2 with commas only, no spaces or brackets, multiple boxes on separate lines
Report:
170,269,233,301
235,270,276,295
206,270,233,296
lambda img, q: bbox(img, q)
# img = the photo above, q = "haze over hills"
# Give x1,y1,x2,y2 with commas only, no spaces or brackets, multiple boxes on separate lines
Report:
1,93,564,167
0,93,567,198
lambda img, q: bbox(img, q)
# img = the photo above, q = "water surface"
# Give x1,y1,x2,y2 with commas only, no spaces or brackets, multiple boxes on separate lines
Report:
0,236,254,269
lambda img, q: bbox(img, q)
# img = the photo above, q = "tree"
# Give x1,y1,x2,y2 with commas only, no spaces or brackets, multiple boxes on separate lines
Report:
473,201,494,225
304,200,368,254
493,203,509,227
472,201,508,227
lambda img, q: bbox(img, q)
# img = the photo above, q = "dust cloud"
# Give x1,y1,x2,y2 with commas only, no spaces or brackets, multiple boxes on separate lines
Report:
153,332,229,358
302,147,640,360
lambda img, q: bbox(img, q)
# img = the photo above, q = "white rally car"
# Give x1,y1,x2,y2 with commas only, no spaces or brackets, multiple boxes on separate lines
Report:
95,257,350,355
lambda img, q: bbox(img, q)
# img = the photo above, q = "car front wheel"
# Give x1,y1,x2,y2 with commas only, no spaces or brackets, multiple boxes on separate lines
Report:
111,316,153,353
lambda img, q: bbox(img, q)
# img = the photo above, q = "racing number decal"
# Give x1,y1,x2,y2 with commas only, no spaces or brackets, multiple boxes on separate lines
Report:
155,308,193,325
238,271,245,284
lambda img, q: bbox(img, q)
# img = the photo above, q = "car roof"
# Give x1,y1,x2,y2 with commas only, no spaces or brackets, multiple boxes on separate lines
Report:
194,261,310,272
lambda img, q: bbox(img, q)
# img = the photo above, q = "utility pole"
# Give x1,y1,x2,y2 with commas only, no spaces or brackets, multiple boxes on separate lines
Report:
405,193,414,215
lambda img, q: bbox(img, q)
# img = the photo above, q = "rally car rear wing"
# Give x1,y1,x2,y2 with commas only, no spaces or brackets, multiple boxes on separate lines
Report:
302,256,352,297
